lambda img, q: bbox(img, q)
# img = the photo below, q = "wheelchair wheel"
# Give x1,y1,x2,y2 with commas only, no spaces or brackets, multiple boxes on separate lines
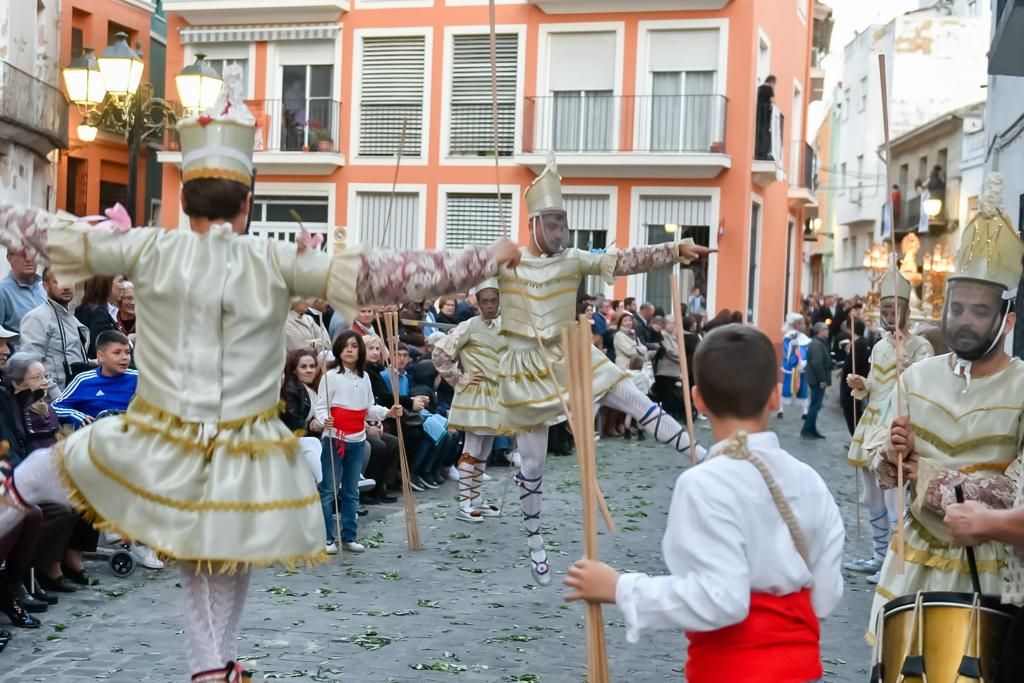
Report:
110,550,136,578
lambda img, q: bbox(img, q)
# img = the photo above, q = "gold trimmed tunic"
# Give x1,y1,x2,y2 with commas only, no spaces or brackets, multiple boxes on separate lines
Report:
847,332,932,467
865,354,1024,635
435,316,507,435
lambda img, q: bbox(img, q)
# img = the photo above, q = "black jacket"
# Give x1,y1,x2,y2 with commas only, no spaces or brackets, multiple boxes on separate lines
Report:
75,303,117,358
0,386,29,466
280,379,314,435
806,336,833,387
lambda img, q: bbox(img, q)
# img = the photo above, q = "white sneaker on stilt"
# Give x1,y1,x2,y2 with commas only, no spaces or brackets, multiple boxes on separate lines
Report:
456,508,484,523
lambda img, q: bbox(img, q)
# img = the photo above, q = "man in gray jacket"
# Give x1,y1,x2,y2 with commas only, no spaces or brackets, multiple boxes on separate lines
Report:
801,321,832,440
19,268,90,400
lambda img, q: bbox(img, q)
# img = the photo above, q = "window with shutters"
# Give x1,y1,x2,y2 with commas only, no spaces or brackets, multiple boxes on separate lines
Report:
644,29,721,153
443,193,512,249
543,32,616,153
566,194,611,295
449,33,517,157
250,195,330,249
359,35,426,157
356,191,421,250
639,194,712,312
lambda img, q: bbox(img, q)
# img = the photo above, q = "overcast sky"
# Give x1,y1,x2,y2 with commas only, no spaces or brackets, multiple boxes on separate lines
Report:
807,0,922,136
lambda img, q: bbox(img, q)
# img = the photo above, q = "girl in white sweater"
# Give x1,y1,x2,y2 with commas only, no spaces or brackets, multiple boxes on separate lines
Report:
315,330,401,554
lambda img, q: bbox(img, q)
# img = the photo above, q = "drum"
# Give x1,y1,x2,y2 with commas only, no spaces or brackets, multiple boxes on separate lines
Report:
874,592,1016,683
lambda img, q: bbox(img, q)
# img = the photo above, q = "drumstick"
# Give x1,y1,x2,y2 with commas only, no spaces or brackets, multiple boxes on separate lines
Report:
955,485,983,596
879,53,905,574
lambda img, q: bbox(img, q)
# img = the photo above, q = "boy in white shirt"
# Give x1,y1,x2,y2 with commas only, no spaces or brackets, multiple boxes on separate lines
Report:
564,324,845,683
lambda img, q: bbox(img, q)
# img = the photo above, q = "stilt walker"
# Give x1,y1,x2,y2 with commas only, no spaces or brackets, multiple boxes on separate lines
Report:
432,280,507,523
499,154,712,585
843,261,932,584
0,67,521,681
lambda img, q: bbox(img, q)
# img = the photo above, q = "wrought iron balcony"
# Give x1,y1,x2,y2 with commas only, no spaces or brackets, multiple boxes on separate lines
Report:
0,61,68,154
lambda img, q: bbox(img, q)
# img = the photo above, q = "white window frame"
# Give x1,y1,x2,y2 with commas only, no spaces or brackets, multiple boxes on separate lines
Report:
535,22,625,154
790,77,804,185
184,43,257,99
797,0,808,23
436,184,522,248
350,27,433,166
627,185,720,315
757,28,771,86
635,19,728,154
747,193,764,324
564,185,617,298
347,183,428,249
353,0,434,8
440,24,527,165
635,19,729,99
250,182,337,255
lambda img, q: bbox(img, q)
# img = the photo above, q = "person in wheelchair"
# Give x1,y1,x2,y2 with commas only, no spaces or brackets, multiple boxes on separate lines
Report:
53,330,135,428
50,330,161,570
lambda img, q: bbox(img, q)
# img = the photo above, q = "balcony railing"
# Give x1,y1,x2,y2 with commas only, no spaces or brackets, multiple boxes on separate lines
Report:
166,98,342,153
522,94,727,155
0,61,68,151
754,104,784,166
802,142,816,191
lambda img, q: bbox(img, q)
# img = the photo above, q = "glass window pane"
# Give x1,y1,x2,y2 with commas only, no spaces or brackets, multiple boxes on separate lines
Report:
264,200,329,224
310,65,333,98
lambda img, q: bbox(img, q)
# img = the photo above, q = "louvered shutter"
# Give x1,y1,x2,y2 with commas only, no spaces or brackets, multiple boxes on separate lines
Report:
357,191,420,250
443,193,512,249
359,36,426,157
450,34,517,156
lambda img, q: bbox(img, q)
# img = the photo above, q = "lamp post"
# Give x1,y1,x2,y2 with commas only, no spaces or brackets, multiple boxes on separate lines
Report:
62,34,222,224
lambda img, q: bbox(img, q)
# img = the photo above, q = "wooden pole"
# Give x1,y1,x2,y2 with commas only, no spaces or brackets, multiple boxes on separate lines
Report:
878,53,905,573
382,311,422,551
564,316,611,683
670,273,698,467
850,308,862,538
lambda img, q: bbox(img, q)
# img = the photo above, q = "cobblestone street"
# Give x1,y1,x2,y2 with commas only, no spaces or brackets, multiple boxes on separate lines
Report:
2,390,876,682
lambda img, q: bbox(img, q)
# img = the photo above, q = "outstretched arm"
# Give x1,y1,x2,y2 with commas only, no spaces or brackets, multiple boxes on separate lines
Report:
612,241,708,277
279,239,520,324
432,324,466,387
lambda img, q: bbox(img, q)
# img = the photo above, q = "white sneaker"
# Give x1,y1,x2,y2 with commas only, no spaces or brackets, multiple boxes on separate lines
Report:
456,508,484,523
510,451,522,467
481,472,493,482
697,414,708,421
867,571,881,585
358,476,376,491
476,502,501,517
447,465,460,481
843,557,883,574
130,543,164,570
325,541,339,555
342,541,365,553
102,532,123,544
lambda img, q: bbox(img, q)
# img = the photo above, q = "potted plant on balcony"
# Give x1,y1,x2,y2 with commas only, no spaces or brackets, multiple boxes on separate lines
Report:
313,127,333,152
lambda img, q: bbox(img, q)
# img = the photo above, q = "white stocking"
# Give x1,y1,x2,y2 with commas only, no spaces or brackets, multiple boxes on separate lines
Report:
884,488,901,529
859,467,890,562
600,381,692,456
183,565,251,676
458,434,495,512
1,447,71,536
515,427,548,566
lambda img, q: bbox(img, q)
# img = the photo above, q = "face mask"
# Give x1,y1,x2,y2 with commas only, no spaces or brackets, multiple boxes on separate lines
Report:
530,210,570,255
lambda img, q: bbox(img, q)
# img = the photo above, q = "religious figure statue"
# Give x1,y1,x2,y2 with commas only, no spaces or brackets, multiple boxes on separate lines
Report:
899,233,923,311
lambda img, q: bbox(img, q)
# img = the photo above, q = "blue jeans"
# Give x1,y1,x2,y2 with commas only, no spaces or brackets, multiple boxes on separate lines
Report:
802,385,826,436
317,438,367,544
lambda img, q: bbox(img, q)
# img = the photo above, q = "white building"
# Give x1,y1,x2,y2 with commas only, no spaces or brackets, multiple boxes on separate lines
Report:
0,0,66,209
986,0,1024,228
829,1,989,297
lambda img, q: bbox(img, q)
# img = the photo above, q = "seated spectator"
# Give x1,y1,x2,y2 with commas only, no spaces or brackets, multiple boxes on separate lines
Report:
350,306,379,338
53,330,136,427
280,348,326,484
19,268,91,400
75,276,119,358
374,344,436,491
436,296,459,326
0,249,45,337
116,281,136,339
285,298,328,353
398,303,427,357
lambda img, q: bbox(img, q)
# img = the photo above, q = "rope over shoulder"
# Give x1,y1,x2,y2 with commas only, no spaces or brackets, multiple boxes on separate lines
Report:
718,431,811,569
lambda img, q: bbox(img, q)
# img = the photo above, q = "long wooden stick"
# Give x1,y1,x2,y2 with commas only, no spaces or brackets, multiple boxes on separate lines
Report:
379,119,409,249
564,317,610,683
670,274,698,467
850,309,862,538
382,311,422,551
878,53,905,573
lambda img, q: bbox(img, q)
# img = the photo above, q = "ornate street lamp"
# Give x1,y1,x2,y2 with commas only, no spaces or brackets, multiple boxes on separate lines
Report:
62,33,222,224
176,54,222,114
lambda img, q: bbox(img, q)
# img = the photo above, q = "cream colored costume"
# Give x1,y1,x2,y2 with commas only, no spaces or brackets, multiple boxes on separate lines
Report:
505,155,701,585
0,66,502,681
865,175,1024,639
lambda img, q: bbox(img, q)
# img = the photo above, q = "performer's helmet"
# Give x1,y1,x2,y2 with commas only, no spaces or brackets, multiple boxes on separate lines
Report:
524,152,569,255
877,256,912,332
471,278,499,296
942,173,1024,361
177,65,255,189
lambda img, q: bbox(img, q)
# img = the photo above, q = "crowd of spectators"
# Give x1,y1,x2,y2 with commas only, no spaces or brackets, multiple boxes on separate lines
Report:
0,250,153,652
